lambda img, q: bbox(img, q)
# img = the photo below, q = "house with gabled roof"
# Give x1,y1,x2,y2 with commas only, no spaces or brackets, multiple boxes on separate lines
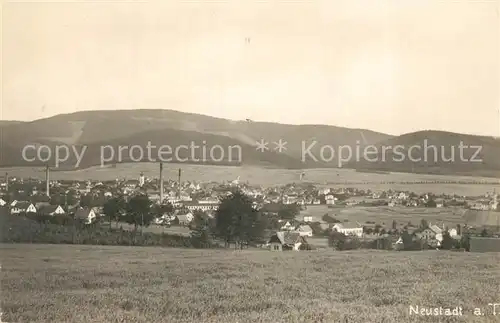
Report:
280,221,294,231
74,207,97,224
10,201,36,214
268,231,308,251
415,227,436,241
332,223,363,237
176,211,193,226
296,224,313,237
429,224,443,235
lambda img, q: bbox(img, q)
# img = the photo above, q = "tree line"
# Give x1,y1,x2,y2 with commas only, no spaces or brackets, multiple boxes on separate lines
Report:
8,189,273,249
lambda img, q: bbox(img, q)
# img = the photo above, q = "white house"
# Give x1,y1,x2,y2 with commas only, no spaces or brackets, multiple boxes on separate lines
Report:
490,195,498,210
280,221,294,231
394,237,404,250
198,198,219,204
176,212,194,226
154,214,176,225
448,228,458,237
429,224,443,235
183,201,218,212
74,208,97,224
268,231,307,251
332,223,363,237
397,192,409,200
470,202,489,211
0,198,6,207
166,198,183,207
295,224,313,237
417,228,437,241
325,194,337,205
303,216,313,222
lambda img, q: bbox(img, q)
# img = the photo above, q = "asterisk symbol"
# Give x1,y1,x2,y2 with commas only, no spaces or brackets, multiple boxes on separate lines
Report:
273,139,287,153
255,139,269,152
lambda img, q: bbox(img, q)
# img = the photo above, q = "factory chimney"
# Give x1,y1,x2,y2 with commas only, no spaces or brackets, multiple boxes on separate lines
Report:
45,165,50,197
178,168,181,199
159,163,164,203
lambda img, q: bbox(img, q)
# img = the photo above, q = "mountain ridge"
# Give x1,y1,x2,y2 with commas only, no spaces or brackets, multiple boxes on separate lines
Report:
1,109,499,177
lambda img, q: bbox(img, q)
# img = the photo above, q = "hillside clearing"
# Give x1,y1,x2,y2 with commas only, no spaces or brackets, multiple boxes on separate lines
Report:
2,244,499,323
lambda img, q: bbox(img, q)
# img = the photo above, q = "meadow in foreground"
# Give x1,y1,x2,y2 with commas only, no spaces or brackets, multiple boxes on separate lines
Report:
1,244,500,323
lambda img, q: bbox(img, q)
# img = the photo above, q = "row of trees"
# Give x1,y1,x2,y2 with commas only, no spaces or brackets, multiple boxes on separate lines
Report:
102,195,174,232
15,189,274,249
102,190,269,249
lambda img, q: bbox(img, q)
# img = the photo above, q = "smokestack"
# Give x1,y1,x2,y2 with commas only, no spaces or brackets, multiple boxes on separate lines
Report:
159,163,164,203
45,165,50,197
178,168,181,199
5,173,8,192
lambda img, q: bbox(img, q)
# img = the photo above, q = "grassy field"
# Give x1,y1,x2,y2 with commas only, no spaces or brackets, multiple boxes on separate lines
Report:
2,244,500,323
298,205,500,228
2,163,499,196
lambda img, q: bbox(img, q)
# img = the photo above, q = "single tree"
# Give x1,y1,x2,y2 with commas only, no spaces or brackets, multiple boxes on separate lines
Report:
328,230,347,250
322,213,340,223
103,196,125,229
426,199,437,208
440,231,454,250
392,220,397,230
278,203,300,220
420,219,428,229
401,230,413,250
50,194,64,206
190,210,212,247
459,232,471,251
124,194,153,232
152,201,174,225
79,194,93,208
66,192,78,206
214,190,264,249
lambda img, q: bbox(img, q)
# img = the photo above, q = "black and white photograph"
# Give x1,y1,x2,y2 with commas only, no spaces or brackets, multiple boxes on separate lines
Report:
1,0,500,322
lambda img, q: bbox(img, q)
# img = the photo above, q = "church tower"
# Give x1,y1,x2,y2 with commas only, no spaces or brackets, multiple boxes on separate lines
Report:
139,172,145,187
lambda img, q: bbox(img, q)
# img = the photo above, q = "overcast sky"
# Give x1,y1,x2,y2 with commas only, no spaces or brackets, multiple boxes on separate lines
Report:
2,0,499,136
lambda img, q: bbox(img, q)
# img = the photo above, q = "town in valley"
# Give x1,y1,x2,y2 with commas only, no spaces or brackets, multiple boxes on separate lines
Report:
2,164,499,252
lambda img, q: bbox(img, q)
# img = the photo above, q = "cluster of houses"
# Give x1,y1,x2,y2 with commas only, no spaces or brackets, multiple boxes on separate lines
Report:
394,222,460,249
1,173,498,211
1,173,499,252
278,221,363,238
0,198,99,224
